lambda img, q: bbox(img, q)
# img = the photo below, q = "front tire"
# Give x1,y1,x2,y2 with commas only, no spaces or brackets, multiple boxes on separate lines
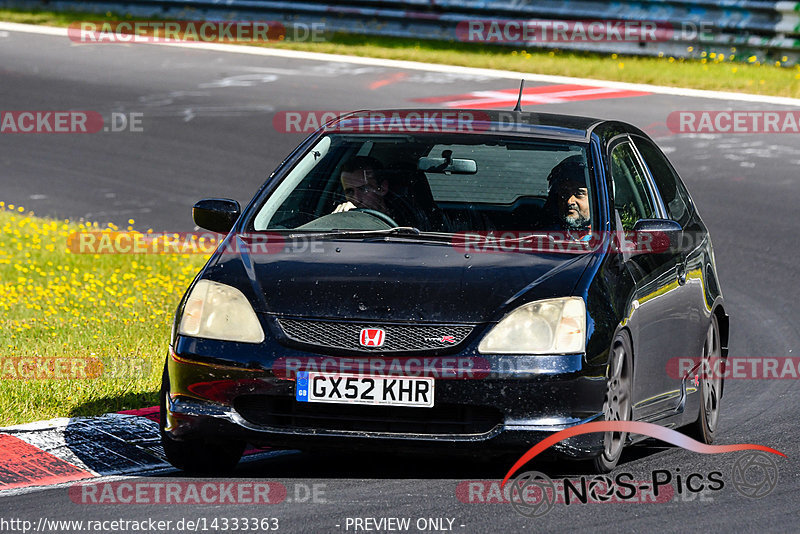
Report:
159,363,245,474
592,331,633,473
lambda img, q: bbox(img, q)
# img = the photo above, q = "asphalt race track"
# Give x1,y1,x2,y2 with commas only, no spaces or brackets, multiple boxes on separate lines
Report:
2,27,800,532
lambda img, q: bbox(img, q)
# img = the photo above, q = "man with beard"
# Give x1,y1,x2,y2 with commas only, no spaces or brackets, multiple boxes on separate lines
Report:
543,155,592,234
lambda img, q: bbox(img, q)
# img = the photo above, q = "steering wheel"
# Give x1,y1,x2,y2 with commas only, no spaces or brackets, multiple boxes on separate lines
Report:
354,208,399,228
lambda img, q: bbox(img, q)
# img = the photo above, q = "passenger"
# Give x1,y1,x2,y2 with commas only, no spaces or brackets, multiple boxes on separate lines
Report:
544,155,591,232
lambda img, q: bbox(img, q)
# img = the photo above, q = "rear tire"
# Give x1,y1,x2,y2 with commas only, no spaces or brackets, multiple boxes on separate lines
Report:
686,315,722,444
591,331,633,474
159,363,245,474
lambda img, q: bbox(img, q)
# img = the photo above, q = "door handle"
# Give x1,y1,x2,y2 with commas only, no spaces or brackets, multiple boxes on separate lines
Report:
677,261,687,286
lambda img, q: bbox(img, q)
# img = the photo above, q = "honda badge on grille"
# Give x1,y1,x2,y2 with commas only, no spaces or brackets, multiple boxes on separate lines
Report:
360,328,385,347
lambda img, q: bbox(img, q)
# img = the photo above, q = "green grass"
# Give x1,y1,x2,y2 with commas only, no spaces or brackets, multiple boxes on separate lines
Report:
0,205,208,425
1,7,799,98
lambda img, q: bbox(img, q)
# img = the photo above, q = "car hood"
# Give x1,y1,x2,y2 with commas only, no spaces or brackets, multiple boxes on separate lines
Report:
214,236,593,323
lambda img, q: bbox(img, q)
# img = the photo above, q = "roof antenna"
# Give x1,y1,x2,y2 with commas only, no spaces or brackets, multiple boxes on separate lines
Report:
513,79,525,112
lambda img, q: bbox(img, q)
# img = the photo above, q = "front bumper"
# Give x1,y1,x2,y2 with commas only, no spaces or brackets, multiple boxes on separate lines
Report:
166,337,610,458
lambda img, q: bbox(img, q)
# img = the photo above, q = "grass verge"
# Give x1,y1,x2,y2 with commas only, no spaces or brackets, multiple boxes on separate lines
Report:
0,204,208,426
1,8,799,98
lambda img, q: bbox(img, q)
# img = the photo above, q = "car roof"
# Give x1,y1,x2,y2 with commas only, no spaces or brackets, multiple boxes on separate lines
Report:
326,109,606,142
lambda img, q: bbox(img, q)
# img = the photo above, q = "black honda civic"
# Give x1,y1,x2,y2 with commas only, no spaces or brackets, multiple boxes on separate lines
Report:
161,109,729,474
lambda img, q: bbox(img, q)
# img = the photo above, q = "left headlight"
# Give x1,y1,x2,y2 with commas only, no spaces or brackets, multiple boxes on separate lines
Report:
178,279,265,343
478,297,586,354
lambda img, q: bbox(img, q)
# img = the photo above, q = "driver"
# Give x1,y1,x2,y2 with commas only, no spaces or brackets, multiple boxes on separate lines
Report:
333,156,394,216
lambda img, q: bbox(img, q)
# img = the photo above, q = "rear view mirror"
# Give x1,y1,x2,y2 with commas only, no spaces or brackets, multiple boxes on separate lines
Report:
192,198,241,233
418,151,477,174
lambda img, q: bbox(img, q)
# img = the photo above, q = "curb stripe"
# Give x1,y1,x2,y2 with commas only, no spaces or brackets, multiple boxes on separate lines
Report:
0,434,93,490
413,84,650,108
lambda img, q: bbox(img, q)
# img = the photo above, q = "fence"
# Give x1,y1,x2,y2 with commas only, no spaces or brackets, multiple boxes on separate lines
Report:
3,0,798,64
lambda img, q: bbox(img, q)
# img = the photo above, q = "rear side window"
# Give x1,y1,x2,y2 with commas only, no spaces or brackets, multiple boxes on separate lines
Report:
634,137,692,227
610,141,657,230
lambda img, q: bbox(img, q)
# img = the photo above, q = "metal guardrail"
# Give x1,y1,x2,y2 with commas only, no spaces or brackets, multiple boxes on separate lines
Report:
2,0,798,64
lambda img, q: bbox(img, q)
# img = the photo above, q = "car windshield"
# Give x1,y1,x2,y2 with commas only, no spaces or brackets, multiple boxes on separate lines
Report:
252,133,594,236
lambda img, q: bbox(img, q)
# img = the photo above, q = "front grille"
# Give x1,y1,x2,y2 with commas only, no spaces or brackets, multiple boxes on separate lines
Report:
277,319,473,352
234,395,502,436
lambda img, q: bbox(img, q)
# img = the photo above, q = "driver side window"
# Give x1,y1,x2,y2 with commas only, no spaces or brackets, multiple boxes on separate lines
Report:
610,141,657,230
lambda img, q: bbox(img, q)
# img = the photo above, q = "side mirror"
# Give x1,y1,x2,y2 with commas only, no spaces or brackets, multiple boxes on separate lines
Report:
192,198,241,233
630,218,683,255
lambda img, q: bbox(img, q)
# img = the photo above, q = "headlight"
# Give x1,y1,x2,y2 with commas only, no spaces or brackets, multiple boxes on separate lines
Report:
178,280,265,343
478,297,586,354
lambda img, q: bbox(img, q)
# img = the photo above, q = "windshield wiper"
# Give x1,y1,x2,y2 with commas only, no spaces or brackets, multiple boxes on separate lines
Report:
287,226,448,241
492,232,556,246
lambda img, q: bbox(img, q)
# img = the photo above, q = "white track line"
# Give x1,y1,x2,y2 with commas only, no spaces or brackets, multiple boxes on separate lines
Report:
1,21,799,106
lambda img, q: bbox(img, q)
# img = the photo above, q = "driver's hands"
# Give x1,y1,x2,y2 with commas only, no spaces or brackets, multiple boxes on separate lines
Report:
333,201,357,213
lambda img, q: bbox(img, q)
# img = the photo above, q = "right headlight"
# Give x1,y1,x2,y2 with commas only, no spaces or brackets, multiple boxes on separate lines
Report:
478,297,586,354
178,279,265,343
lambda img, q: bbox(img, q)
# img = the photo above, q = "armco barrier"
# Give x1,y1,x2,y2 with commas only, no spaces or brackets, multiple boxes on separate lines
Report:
1,0,798,64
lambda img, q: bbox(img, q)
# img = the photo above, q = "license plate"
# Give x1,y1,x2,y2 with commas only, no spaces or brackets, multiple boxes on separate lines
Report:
295,371,434,408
